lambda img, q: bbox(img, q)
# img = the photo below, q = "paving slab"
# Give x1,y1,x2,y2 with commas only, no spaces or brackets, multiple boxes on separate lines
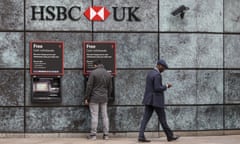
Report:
0,135,240,144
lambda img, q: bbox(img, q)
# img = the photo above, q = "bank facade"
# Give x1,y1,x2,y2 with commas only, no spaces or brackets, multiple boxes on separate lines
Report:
0,0,240,136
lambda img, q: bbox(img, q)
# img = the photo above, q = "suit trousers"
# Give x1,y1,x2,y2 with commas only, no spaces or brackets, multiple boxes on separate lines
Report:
89,102,109,135
139,105,173,139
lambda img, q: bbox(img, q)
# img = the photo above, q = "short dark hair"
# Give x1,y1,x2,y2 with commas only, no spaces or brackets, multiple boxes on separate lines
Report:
93,60,102,65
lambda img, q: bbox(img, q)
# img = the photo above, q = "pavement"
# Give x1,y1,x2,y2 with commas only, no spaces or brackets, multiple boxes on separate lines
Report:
0,135,240,144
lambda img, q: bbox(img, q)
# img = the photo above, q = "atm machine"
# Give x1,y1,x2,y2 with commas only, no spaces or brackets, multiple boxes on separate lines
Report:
30,41,64,103
83,41,116,103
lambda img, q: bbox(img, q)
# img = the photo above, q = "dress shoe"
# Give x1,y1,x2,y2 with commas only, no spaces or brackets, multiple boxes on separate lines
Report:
87,134,96,140
138,138,151,142
167,135,180,142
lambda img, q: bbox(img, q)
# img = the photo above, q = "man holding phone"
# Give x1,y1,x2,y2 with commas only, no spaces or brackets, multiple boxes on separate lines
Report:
138,59,179,142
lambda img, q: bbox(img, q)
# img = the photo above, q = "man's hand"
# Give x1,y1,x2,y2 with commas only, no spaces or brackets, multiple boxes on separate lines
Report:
84,99,89,105
167,83,172,88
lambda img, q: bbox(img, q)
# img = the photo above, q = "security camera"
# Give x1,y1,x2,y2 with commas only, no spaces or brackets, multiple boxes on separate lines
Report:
171,5,189,19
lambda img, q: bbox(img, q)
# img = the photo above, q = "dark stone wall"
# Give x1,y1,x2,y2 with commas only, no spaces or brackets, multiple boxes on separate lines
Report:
0,0,240,133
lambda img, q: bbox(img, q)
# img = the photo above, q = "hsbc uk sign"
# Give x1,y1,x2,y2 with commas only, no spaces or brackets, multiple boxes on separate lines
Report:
31,5,141,22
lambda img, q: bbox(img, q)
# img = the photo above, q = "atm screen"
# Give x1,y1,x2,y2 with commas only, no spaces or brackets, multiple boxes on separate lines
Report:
34,82,49,92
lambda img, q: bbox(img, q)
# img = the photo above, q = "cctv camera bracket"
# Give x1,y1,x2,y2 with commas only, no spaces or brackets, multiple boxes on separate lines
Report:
171,5,189,19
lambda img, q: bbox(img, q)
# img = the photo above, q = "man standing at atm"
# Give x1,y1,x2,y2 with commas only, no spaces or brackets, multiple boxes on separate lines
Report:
84,60,112,140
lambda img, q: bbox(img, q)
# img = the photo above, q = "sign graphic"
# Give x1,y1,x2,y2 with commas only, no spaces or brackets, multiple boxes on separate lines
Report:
84,6,110,21
30,41,64,75
83,41,116,75
30,5,141,22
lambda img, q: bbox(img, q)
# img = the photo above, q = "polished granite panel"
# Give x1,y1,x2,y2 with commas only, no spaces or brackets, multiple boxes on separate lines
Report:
25,72,32,106
25,0,91,31
196,35,223,68
160,34,196,68
62,70,85,105
225,105,240,129
160,34,223,68
197,106,223,130
224,0,240,32
94,33,158,68
25,106,158,132
197,70,223,104
160,0,223,32
26,32,91,68
0,108,24,132
162,70,197,104
25,70,85,106
163,70,223,105
0,70,24,106
114,70,148,105
26,107,90,132
224,35,240,68
165,106,197,130
225,70,240,104
116,69,224,105
94,0,158,31
0,32,24,68
108,106,158,132
1,0,240,134
0,0,24,30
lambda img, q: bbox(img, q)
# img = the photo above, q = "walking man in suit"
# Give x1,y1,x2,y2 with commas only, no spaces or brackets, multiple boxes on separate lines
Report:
138,59,179,142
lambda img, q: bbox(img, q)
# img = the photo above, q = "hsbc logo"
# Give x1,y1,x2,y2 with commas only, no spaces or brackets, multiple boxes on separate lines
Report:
31,5,141,22
84,6,110,21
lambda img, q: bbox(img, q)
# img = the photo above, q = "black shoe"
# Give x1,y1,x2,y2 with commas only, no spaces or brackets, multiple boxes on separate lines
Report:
87,134,96,140
103,134,109,140
138,138,151,142
167,135,180,142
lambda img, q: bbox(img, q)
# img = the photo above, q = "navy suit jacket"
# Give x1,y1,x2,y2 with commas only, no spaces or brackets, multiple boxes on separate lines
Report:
142,69,167,108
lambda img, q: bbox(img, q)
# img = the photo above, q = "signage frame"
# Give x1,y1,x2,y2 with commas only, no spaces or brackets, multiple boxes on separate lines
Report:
30,40,64,76
83,41,116,76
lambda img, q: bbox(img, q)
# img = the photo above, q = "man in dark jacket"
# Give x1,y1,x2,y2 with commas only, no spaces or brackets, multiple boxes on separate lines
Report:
85,60,112,140
138,59,179,142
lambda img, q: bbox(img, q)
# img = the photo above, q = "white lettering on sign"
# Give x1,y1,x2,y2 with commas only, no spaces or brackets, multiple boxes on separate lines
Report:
86,44,96,49
33,43,43,48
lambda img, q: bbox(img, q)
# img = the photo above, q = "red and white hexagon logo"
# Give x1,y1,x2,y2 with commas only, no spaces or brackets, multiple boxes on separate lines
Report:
84,6,110,21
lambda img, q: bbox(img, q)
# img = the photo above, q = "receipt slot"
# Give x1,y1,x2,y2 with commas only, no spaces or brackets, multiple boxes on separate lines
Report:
30,41,64,103
83,41,116,103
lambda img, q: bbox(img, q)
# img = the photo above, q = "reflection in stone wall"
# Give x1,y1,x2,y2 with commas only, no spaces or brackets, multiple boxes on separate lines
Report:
0,70,24,106
225,71,240,103
0,108,24,132
0,0,239,133
0,0,24,30
0,32,24,68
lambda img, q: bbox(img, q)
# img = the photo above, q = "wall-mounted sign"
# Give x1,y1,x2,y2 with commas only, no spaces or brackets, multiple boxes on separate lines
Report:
30,5,141,22
30,41,64,75
83,41,116,76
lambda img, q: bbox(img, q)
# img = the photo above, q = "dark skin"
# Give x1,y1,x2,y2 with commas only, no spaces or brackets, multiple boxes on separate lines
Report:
157,64,172,88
